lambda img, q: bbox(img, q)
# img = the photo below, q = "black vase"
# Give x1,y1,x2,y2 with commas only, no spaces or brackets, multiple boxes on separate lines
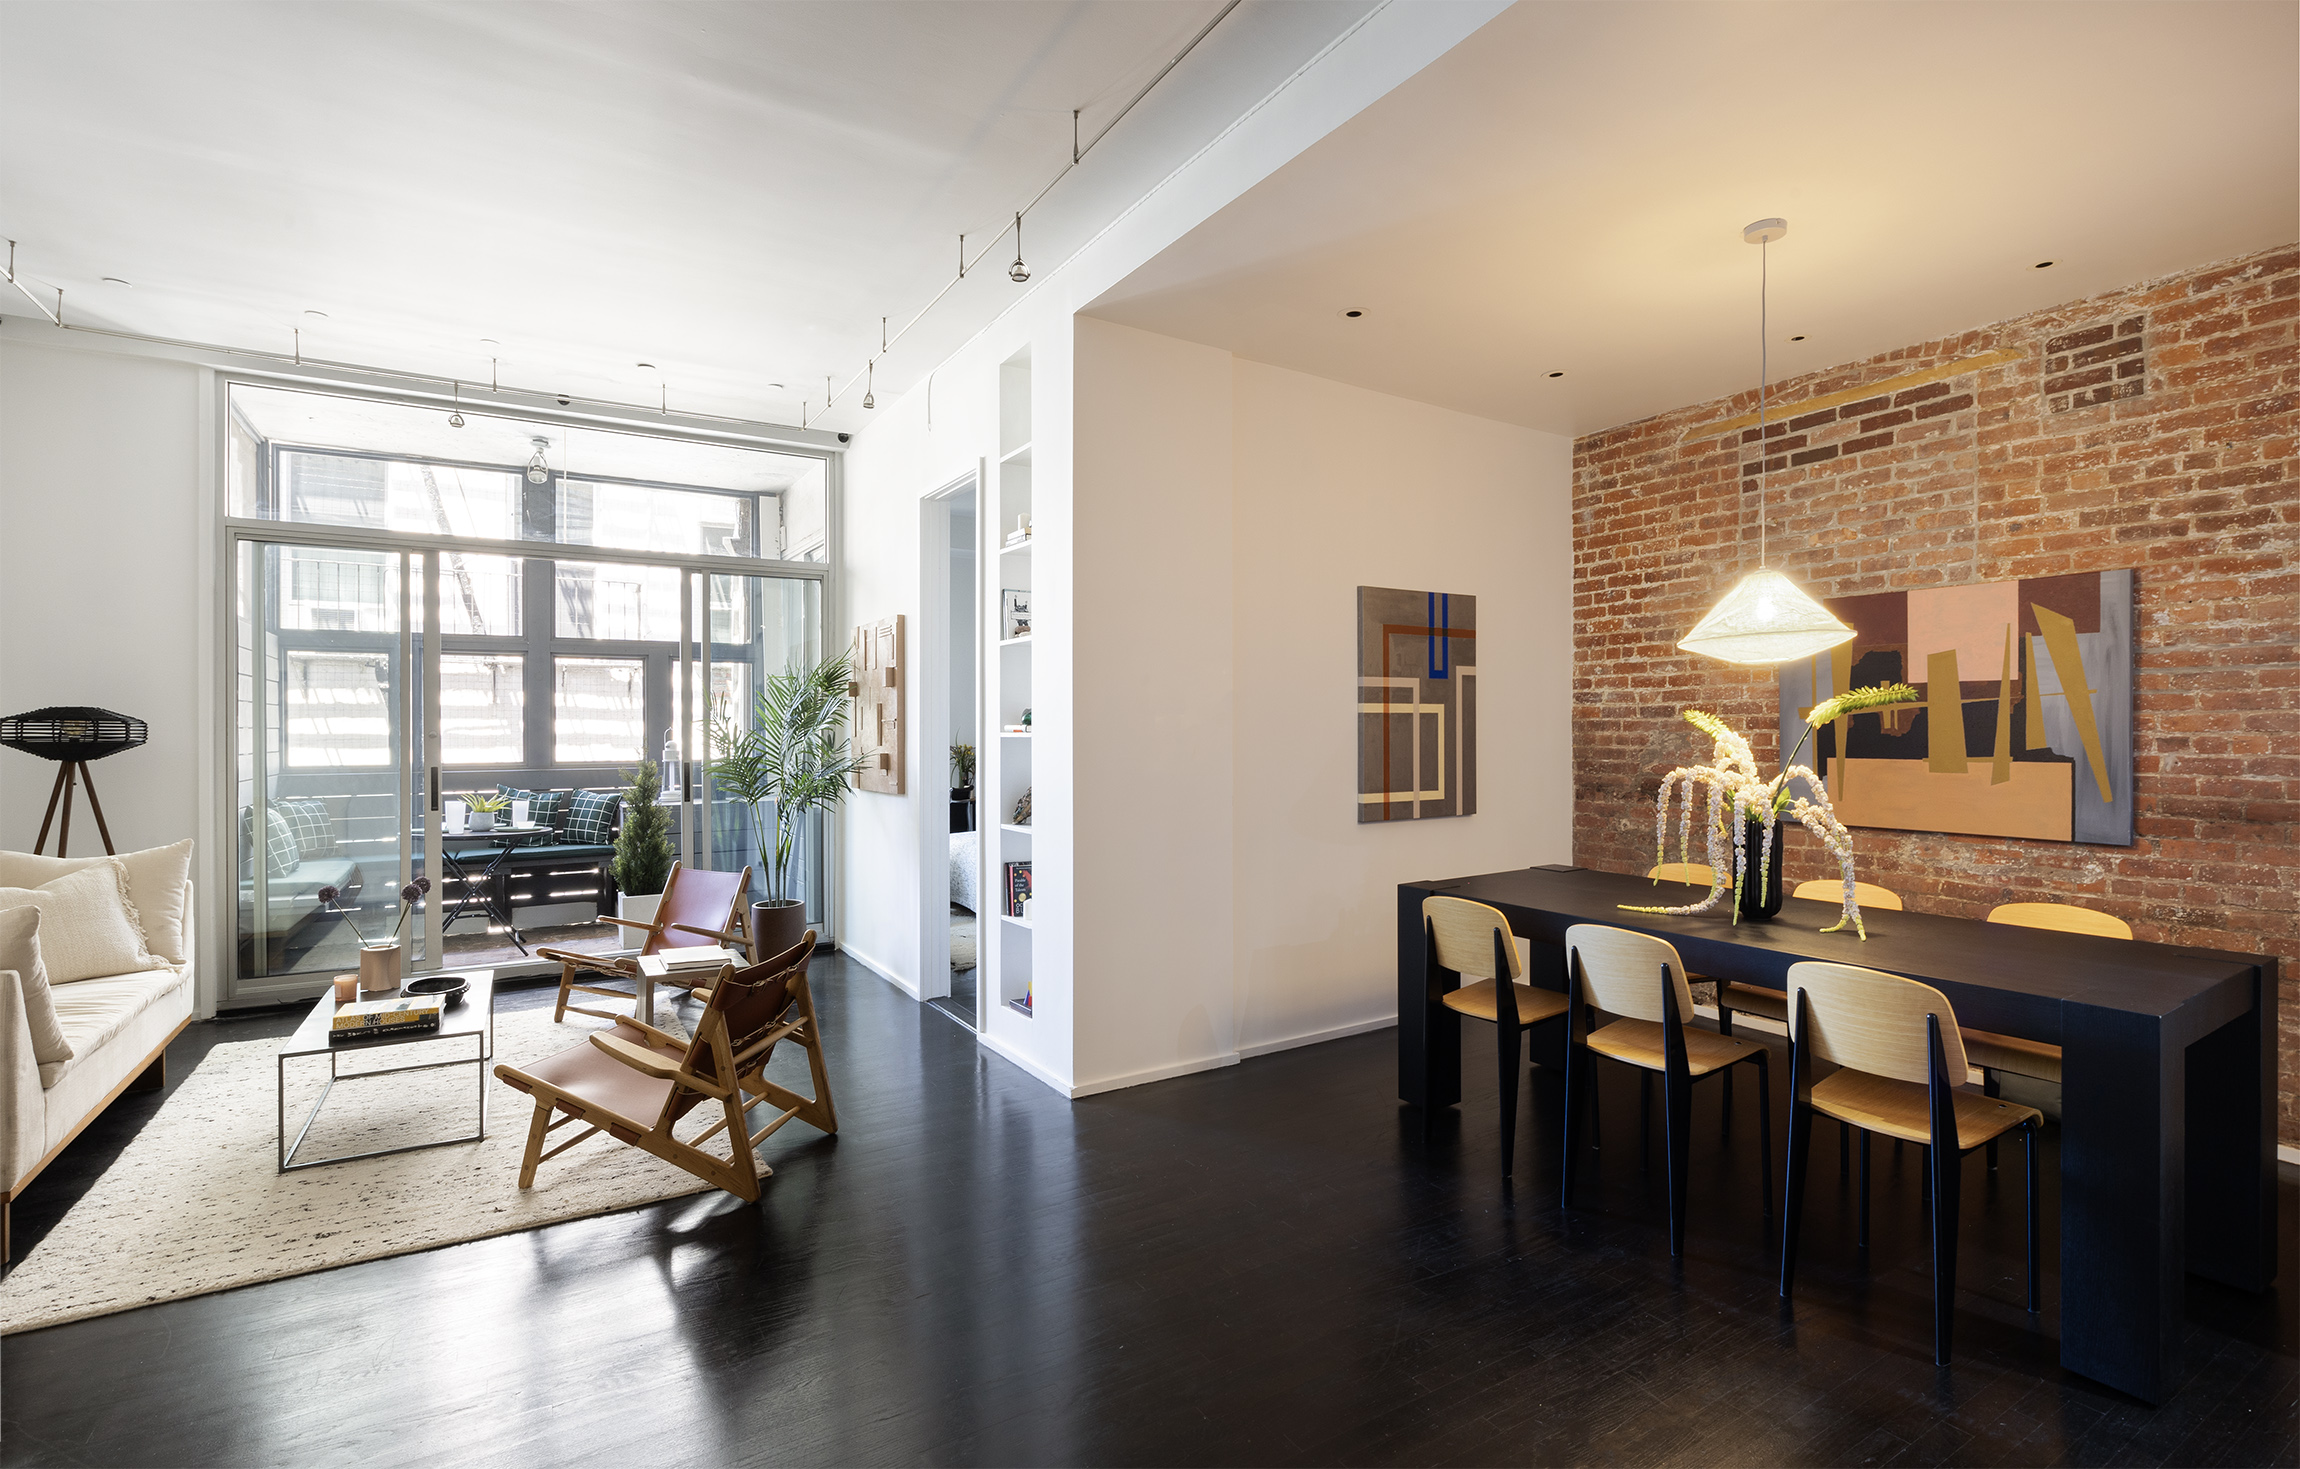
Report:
1737,819,1785,921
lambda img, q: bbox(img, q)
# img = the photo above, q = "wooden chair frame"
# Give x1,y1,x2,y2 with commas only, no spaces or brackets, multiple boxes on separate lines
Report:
1777,972,2040,1366
1561,929,1771,1257
538,861,751,1028
497,937,838,1204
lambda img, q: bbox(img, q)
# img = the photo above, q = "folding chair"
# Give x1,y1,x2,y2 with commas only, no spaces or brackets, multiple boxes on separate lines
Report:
538,861,750,1027
496,933,838,1203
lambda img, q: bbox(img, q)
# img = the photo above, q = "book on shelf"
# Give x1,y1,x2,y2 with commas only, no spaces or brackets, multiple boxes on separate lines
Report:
1003,860,1032,918
329,995,443,1040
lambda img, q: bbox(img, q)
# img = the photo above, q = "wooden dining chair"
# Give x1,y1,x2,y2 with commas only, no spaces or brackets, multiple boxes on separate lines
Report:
538,861,751,1027
1956,900,2128,1164
1646,862,1717,887
496,932,838,1203
1777,960,2042,1365
1715,880,1907,1036
1424,896,1570,1182
1562,923,1771,1255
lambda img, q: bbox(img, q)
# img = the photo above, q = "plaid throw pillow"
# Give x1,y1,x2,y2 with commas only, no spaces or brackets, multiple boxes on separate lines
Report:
564,789,619,846
497,786,570,833
241,805,301,879
275,798,339,858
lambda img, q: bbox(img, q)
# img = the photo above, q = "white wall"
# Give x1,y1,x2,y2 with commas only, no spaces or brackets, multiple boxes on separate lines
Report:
0,336,219,1005
1227,357,1573,1056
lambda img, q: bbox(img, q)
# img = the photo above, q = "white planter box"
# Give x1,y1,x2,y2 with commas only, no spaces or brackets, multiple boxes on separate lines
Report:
617,892,662,931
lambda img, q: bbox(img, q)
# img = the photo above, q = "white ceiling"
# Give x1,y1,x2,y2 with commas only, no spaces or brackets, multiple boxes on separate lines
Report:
1085,0,2300,437
0,0,1378,430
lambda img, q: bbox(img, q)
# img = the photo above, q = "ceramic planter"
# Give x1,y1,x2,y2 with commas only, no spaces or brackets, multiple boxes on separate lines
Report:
750,900,809,964
357,941,404,994
617,891,663,928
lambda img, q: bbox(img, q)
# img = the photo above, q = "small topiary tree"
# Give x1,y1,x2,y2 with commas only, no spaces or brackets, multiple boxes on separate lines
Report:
612,759,676,897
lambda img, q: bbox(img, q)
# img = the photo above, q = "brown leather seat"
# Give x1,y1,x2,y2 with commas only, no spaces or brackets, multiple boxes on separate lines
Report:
508,1020,685,1136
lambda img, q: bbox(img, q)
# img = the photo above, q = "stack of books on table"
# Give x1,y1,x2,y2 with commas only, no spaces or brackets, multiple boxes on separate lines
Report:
329,995,443,1043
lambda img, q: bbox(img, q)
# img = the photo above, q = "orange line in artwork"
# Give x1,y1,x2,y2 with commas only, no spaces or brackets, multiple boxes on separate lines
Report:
1373,623,1477,819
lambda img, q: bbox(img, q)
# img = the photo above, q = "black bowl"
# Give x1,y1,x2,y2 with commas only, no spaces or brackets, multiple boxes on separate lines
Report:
402,974,469,1008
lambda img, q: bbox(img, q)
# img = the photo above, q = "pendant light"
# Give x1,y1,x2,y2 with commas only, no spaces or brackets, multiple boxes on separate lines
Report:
1676,218,1854,667
1008,212,1031,283
525,437,550,485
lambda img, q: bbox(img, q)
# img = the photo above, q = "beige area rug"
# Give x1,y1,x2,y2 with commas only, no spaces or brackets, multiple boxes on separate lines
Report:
1,1005,736,1335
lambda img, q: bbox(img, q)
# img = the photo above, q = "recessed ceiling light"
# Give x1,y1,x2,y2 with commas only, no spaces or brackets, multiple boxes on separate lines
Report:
1340,309,1364,319
636,362,656,371
768,382,785,391
1789,334,1806,342
2034,260,2055,269
303,309,329,318
101,276,132,287
1547,371,1565,379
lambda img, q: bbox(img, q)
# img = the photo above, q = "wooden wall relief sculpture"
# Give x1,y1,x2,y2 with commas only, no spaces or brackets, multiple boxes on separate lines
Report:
854,615,904,796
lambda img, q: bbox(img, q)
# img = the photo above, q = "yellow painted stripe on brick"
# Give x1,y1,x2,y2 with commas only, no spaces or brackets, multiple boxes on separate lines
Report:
1690,348,2024,441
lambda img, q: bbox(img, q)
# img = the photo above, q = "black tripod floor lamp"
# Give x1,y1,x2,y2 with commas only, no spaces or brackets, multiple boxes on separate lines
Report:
0,707,148,857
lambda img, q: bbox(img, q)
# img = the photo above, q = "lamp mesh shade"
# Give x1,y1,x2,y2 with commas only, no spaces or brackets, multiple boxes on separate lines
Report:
0,706,148,763
1676,570,1855,666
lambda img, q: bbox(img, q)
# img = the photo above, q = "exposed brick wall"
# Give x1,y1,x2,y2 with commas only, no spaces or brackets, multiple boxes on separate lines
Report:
1571,243,2299,1140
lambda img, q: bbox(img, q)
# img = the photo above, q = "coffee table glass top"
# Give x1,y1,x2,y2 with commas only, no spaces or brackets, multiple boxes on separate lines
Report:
281,970,497,1057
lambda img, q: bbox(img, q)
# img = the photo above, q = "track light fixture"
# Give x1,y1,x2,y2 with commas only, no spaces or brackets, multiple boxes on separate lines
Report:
1009,213,1031,283
526,437,550,485
863,361,875,410
447,382,464,428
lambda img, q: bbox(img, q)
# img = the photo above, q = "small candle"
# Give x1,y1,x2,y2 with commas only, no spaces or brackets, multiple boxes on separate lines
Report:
332,973,359,1004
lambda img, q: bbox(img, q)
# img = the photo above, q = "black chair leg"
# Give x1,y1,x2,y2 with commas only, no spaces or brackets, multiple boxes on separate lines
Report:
1639,1070,1652,1169
1752,1051,1774,1220
1857,1129,1871,1251
2024,1121,2041,1313
1561,1049,1586,1208
1931,1142,1960,1365
1498,1022,1521,1182
1664,1066,1693,1258
1779,1097,1812,1297
1984,1071,2001,1172
1840,1118,1850,1174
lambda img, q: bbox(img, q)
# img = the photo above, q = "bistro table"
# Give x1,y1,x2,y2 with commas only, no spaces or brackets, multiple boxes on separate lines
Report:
1397,865,2277,1405
412,824,552,954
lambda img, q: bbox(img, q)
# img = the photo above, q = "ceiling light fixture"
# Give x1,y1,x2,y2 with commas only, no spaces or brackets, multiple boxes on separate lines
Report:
101,276,131,287
304,309,328,319
526,437,550,485
1342,309,1364,319
1789,334,1806,342
2034,260,2055,269
1548,371,1565,379
1008,213,1031,283
448,382,464,429
1677,218,1854,668
863,361,875,410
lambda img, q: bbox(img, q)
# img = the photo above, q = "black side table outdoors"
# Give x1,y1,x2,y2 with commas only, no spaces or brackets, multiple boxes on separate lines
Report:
411,824,551,954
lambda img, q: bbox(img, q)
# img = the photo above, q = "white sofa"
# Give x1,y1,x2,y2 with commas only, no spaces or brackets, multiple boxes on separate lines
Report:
1,864,195,1262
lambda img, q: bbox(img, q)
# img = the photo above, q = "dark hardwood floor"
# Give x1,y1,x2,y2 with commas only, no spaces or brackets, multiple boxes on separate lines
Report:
3,956,2292,1467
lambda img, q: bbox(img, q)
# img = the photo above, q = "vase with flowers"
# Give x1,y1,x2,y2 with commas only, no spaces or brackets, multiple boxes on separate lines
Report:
1621,682,1917,938
318,877,434,993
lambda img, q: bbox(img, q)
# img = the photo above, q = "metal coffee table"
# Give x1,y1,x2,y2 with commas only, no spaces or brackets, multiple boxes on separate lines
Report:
276,970,496,1172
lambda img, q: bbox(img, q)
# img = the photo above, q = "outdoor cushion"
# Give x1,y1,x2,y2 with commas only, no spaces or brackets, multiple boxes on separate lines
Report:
498,786,571,834
564,790,618,846
241,805,300,879
275,798,339,858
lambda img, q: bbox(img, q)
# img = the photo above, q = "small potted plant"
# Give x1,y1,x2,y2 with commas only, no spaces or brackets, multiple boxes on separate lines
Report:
318,877,433,993
710,652,870,960
612,759,675,927
951,743,976,819
463,791,509,832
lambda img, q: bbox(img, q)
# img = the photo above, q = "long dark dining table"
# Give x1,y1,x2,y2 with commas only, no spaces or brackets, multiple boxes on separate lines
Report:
1396,865,2278,1405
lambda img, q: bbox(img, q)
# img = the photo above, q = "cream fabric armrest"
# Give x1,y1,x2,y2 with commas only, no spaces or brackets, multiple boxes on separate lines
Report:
0,968,47,1193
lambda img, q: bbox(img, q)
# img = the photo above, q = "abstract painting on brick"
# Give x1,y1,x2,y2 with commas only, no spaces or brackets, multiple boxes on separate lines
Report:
1357,586,1477,822
1776,571,2133,845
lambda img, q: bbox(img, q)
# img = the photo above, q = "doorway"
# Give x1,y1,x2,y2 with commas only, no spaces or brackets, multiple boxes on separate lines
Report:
918,471,983,1029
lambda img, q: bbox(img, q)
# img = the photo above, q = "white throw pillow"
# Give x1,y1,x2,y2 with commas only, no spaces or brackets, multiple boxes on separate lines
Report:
0,863,159,984
0,839,192,964
0,906,72,1069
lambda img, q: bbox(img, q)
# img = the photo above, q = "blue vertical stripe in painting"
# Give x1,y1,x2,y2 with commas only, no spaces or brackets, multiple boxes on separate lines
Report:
1429,592,1450,679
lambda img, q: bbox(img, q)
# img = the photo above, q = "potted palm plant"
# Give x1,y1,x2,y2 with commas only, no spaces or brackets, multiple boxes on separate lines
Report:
709,653,869,960
612,759,675,926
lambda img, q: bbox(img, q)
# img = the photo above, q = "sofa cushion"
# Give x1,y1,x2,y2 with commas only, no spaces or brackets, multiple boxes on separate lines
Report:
0,863,159,984
0,839,193,964
276,798,339,858
41,970,191,1136
0,907,72,1070
45,968,186,1087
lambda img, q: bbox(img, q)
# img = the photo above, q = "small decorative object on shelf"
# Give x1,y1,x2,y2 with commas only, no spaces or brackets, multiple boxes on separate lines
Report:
1620,683,1917,937
1003,860,1032,918
1011,786,1032,826
331,973,359,1004
1022,707,1031,729
1001,588,1032,639
1004,513,1032,548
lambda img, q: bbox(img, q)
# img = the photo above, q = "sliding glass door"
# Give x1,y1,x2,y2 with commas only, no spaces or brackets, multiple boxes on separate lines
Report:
223,381,833,1004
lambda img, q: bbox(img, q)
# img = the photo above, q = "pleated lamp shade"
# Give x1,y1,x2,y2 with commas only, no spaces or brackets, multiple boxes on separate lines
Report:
1676,569,1855,666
